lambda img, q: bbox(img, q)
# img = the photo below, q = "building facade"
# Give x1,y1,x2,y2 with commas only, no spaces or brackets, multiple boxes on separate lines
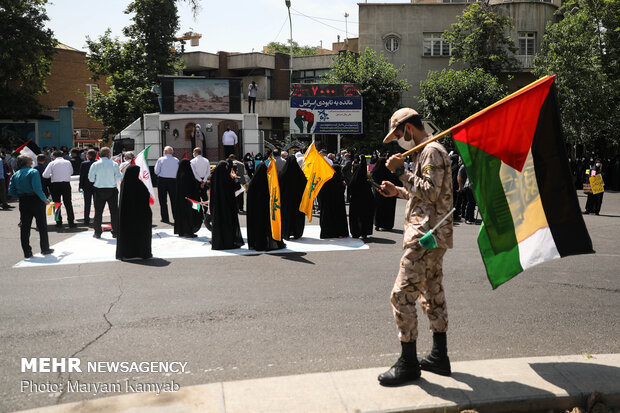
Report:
182,51,337,148
358,0,560,109
37,43,109,141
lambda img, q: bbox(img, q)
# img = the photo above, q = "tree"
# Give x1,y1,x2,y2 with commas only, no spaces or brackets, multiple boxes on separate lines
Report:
0,0,57,119
86,0,185,136
418,69,507,134
264,41,317,56
443,2,519,75
533,0,620,153
323,48,411,152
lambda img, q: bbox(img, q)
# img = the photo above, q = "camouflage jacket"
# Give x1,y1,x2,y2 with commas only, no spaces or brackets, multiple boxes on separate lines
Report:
396,141,454,250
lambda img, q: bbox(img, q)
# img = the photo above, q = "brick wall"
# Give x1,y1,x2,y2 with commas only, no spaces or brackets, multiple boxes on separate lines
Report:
37,48,108,137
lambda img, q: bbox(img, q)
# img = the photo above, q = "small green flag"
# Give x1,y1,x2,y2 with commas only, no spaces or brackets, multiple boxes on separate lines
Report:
419,231,437,249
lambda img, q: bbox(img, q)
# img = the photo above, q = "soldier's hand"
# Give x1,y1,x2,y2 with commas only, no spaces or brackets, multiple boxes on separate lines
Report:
386,154,405,173
380,181,398,197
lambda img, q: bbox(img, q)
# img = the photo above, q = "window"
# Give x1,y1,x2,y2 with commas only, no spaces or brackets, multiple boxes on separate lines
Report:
86,84,98,99
519,32,536,56
385,36,400,53
423,33,451,57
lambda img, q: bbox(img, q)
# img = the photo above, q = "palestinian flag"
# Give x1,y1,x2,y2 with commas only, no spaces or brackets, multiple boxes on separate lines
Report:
53,202,62,222
132,146,156,206
452,75,594,289
12,140,39,160
186,197,202,212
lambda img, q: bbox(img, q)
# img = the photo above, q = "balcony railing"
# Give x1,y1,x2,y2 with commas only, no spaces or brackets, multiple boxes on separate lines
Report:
516,55,534,69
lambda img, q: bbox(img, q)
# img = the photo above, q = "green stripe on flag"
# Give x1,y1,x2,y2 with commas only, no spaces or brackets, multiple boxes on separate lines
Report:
455,141,523,288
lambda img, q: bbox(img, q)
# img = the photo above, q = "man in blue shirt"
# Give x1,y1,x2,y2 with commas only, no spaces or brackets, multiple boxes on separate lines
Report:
88,147,122,239
8,155,54,258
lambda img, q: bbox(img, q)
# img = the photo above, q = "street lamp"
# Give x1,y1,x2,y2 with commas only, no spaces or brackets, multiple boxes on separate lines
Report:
285,0,293,140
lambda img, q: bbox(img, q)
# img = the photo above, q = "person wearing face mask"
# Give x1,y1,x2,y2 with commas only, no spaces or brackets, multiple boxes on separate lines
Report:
376,108,453,386
584,157,604,215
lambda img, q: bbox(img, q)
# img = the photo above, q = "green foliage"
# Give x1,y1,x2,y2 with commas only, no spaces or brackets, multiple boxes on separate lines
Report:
534,0,620,153
323,48,411,152
418,68,507,132
443,2,519,75
86,0,184,136
0,0,57,119
264,41,317,56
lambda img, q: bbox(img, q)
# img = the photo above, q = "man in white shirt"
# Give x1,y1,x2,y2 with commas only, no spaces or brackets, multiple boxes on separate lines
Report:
190,147,210,201
248,81,258,113
154,146,179,224
42,150,76,228
222,128,238,158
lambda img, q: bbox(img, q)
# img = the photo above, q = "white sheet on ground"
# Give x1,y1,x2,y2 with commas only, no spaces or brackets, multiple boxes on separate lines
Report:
13,226,368,268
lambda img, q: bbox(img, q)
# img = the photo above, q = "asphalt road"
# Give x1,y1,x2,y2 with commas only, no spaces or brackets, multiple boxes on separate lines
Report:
0,190,618,412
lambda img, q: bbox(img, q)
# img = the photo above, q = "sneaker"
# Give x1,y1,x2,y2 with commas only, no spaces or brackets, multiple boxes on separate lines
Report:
24,251,33,259
41,249,55,255
466,220,475,224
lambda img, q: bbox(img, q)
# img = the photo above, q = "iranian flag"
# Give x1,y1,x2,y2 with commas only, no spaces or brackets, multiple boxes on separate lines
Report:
132,146,156,206
12,140,39,160
453,75,594,289
186,198,202,212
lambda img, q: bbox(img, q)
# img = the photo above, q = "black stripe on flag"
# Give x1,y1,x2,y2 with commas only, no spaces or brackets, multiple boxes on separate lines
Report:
531,84,594,257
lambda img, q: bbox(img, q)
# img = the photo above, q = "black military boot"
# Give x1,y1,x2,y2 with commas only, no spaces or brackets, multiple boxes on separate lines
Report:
419,332,451,376
378,341,421,386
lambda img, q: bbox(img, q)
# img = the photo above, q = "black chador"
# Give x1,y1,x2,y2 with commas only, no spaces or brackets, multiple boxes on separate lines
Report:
318,165,349,239
348,156,375,239
371,157,399,230
247,162,286,251
210,161,244,250
278,155,307,239
116,165,152,260
174,159,203,238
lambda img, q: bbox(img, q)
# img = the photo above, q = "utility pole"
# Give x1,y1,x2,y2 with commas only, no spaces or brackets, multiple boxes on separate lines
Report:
344,12,349,42
285,0,293,141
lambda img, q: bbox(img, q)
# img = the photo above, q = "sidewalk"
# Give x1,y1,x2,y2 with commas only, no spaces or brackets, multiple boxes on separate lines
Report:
20,354,620,413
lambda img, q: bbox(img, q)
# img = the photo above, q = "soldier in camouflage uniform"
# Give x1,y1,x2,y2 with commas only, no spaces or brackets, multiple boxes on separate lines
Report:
377,108,454,386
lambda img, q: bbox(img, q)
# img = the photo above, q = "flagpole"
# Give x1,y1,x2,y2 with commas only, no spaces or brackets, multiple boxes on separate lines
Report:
401,128,453,158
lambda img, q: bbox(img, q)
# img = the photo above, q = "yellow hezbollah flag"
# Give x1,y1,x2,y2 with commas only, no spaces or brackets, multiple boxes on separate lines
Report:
267,157,282,241
299,142,334,222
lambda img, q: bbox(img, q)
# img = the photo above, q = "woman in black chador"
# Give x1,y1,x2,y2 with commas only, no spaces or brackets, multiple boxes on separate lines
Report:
174,159,203,238
371,157,399,231
247,162,286,251
210,160,244,250
278,155,307,240
318,165,349,239
348,156,375,239
116,165,152,260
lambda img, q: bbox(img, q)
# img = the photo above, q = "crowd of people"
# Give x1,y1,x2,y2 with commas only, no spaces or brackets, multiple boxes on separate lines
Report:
1,140,618,263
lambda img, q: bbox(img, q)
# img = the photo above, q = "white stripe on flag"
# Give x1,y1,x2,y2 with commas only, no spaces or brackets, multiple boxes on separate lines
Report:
518,227,561,270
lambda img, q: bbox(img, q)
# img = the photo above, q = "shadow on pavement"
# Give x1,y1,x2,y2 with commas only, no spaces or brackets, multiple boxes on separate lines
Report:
364,237,396,245
271,252,314,265
530,362,620,393
416,371,554,404
122,257,171,267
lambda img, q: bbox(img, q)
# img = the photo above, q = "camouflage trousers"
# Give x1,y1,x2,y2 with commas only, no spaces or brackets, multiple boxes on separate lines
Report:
391,246,448,343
